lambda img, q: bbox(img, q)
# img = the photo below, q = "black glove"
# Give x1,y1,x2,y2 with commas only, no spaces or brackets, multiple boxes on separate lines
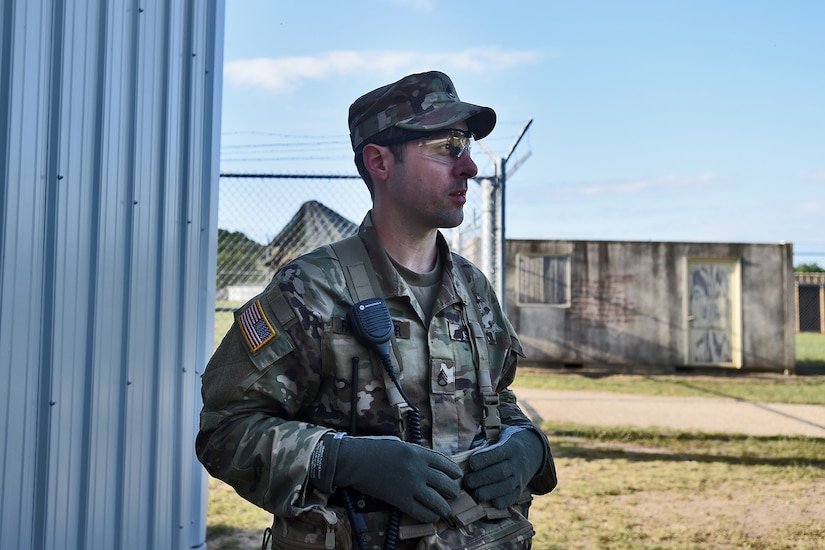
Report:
464,425,545,509
309,434,463,523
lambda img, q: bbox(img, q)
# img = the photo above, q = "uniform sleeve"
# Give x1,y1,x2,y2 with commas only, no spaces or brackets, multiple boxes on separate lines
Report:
196,280,334,517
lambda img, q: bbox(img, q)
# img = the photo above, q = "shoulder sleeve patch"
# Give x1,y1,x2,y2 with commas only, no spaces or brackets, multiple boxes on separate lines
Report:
237,300,277,353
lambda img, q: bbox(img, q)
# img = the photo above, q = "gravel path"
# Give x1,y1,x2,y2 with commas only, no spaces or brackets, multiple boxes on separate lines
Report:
513,388,825,438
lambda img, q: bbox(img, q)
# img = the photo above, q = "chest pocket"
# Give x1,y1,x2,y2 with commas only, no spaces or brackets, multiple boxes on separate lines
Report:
429,311,474,398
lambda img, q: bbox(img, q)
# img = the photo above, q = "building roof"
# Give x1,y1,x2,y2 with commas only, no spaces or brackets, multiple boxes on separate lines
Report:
266,200,358,270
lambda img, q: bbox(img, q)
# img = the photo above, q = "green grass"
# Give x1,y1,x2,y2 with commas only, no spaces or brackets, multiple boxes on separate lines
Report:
213,302,242,350
206,478,271,550
796,331,825,364
512,368,825,405
546,421,825,464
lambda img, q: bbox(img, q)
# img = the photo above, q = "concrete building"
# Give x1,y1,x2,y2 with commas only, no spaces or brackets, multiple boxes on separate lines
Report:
506,239,795,372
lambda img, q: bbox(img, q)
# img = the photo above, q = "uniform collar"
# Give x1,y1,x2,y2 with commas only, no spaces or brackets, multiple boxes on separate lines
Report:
357,211,462,309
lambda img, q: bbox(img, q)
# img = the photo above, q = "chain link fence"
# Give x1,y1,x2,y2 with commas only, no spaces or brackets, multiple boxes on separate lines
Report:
216,174,487,308
214,175,825,366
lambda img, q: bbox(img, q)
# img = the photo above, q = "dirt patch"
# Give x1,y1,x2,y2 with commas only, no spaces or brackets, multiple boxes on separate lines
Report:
208,458,825,550
208,528,263,550
611,480,825,539
530,436,825,549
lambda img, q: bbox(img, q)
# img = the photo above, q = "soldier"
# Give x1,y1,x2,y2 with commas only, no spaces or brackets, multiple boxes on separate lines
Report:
197,70,557,549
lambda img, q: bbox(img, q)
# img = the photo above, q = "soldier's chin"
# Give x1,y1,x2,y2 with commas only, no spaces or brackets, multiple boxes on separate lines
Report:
439,211,464,229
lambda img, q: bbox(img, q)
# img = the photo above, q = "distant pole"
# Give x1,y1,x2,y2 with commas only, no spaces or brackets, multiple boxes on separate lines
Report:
480,176,495,289
475,119,533,307
494,157,505,305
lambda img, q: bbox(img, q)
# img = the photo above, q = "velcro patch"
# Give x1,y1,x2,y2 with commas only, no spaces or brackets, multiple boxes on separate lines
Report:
237,300,277,353
448,321,469,342
432,359,456,394
392,319,411,340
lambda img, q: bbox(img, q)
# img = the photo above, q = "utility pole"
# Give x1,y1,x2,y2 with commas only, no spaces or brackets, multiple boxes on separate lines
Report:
475,119,533,307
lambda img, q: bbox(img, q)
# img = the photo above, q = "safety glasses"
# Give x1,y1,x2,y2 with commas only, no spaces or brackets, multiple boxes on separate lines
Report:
417,129,475,162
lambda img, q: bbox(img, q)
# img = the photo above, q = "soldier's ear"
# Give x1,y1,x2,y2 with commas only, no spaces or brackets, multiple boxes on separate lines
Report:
362,143,392,184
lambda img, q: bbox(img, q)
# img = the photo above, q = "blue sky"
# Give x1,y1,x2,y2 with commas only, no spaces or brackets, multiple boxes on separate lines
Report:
220,0,824,266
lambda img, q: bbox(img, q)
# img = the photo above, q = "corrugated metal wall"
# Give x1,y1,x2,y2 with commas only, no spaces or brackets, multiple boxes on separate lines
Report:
0,1,224,549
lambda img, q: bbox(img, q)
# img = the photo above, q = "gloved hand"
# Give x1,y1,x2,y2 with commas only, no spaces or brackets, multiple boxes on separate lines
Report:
464,425,545,509
309,434,463,523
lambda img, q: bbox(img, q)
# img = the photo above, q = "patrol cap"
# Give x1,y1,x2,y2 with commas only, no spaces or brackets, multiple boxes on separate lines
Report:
348,70,496,152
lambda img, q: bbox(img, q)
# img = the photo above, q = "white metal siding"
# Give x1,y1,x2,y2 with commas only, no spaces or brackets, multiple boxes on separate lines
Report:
0,1,224,549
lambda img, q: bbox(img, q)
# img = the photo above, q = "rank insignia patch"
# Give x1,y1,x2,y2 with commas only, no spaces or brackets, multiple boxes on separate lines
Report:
237,300,276,352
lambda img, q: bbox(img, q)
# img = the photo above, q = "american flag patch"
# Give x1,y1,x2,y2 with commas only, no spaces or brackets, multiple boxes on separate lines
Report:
237,300,276,352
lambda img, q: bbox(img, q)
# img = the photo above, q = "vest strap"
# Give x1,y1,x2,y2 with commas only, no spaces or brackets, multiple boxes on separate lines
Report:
329,237,411,432
329,235,500,441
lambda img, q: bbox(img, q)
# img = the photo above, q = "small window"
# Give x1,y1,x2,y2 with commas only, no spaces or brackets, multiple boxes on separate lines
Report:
517,254,571,306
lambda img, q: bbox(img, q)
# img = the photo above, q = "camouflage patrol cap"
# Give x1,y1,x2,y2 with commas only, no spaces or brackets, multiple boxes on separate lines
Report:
348,71,497,152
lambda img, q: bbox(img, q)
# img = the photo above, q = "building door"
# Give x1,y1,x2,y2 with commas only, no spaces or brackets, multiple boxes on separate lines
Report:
797,285,823,332
686,259,742,367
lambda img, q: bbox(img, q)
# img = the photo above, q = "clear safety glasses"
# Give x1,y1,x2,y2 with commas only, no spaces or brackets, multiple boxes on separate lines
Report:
417,129,475,163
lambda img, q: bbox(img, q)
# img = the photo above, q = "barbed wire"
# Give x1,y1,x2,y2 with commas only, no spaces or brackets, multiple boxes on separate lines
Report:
220,172,361,179
219,126,530,168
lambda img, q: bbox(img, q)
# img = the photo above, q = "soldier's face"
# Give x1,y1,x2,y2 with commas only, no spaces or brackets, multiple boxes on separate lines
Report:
390,121,478,230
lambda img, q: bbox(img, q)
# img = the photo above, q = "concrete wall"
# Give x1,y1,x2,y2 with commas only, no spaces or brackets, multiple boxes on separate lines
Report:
506,240,795,372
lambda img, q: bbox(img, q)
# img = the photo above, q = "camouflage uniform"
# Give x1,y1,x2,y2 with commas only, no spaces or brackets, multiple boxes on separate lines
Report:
197,214,556,546
200,69,556,547
348,71,496,152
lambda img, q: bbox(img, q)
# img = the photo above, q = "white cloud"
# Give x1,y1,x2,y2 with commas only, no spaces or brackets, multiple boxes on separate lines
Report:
799,200,823,214
799,168,825,181
385,0,435,12
579,173,718,195
224,48,542,93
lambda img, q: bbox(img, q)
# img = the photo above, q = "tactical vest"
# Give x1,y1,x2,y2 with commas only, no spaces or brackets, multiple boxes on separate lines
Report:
263,236,535,549
329,235,501,442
